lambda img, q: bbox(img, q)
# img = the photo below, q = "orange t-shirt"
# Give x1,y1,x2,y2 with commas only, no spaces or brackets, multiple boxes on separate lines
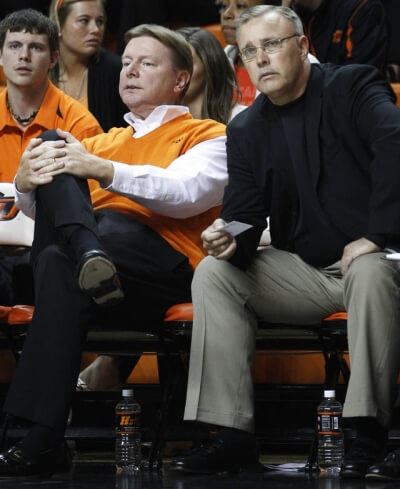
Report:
0,81,102,183
84,114,226,268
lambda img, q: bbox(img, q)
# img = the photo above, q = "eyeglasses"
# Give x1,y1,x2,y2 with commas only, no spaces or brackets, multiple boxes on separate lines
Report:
240,34,300,62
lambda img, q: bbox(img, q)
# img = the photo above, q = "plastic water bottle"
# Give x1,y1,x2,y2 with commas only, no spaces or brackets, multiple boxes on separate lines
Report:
317,389,344,475
115,470,142,488
115,389,142,472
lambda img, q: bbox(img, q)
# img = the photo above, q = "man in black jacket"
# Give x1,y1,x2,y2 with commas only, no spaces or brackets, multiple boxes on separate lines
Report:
173,4,400,478
283,0,388,71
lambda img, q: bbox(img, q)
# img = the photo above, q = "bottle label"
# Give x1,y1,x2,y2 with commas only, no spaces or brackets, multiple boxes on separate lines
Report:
115,413,140,433
317,412,342,435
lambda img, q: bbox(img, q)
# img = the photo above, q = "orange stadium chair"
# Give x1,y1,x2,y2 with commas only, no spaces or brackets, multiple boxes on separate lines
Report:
391,83,400,107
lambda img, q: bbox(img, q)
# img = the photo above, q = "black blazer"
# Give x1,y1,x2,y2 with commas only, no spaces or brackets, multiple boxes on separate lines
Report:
222,63,400,269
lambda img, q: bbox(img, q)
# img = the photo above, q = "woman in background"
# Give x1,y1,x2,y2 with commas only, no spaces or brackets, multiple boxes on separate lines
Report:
217,0,271,106
177,26,244,123
49,0,126,130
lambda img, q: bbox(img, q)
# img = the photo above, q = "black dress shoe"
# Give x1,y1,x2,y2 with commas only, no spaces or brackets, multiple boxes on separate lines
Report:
170,428,260,474
341,438,385,479
77,249,124,306
366,450,400,480
0,442,71,477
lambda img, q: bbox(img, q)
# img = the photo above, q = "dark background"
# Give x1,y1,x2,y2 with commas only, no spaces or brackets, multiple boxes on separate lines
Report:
0,1,399,62
0,0,220,53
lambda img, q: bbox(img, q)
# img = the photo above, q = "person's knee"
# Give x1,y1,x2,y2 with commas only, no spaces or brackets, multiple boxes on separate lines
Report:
192,256,234,295
345,253,398,292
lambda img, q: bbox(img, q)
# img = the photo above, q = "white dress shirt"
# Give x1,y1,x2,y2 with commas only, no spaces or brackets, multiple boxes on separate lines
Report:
15,105,227,220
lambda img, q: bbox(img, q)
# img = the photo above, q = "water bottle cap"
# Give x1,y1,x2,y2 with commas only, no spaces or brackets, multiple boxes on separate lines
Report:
324,389,335,398
122,389,133,397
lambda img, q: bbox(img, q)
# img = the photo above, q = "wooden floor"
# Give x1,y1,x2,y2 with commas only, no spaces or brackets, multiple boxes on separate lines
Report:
0,450,395,489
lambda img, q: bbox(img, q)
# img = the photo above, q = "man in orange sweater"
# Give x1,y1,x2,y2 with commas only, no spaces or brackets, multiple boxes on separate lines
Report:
0,9,102,307
0,24,227,477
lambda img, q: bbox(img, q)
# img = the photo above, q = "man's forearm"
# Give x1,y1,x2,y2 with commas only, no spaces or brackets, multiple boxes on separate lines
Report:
87,154,114,187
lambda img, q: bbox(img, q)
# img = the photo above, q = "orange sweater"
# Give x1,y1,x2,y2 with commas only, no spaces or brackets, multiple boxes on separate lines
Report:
85,113,226,268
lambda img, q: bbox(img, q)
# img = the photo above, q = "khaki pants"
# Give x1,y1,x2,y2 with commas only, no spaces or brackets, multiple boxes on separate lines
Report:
184,247,400,432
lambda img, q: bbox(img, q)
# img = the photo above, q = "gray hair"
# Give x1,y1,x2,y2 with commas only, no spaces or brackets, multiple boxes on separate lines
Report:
237,5,304,36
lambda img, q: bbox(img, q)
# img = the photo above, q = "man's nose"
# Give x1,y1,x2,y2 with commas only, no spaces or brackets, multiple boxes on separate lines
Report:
19,45,30,60
255,47,270,66
126,62,139,78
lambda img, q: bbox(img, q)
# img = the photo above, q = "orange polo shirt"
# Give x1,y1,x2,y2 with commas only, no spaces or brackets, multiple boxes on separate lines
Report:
0,81,102,183
85,114,226,268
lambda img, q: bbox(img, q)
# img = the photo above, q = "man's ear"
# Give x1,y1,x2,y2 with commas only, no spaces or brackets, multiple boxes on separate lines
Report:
174,70,191,96
298,35,309,61
49,50,59,70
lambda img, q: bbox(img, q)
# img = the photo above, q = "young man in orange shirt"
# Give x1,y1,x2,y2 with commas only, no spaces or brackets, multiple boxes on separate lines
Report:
0,9,102,306
0,24,227,477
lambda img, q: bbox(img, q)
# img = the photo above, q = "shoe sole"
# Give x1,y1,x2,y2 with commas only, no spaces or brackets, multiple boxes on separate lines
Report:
366,473,399,481
78,255,124,307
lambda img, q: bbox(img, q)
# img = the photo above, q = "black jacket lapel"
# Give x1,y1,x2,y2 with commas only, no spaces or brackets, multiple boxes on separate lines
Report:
305,64,324,188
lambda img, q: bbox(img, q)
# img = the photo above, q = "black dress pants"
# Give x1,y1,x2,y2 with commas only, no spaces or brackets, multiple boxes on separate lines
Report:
3,175,193,432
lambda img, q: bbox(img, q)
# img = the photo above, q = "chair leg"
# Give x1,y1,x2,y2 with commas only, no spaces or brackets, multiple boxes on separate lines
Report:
318,328,346,390
148,354,184,469
339,354,350,384
323,351,342,389
305,422,319,473
4,326,21,365
0,414,11,451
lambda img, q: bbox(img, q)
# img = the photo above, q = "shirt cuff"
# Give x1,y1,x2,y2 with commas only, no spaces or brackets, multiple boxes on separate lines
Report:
13,177,36,215
105,162,141,193
13,179,34,200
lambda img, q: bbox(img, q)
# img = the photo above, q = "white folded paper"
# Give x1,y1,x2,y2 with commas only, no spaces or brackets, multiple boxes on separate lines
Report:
219,220,253,237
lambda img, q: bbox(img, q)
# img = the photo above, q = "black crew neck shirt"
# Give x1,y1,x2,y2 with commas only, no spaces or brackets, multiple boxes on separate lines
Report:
274,95,347,267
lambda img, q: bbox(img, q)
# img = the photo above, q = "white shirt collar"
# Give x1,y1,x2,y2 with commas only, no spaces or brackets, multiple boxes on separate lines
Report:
124,105,190,138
